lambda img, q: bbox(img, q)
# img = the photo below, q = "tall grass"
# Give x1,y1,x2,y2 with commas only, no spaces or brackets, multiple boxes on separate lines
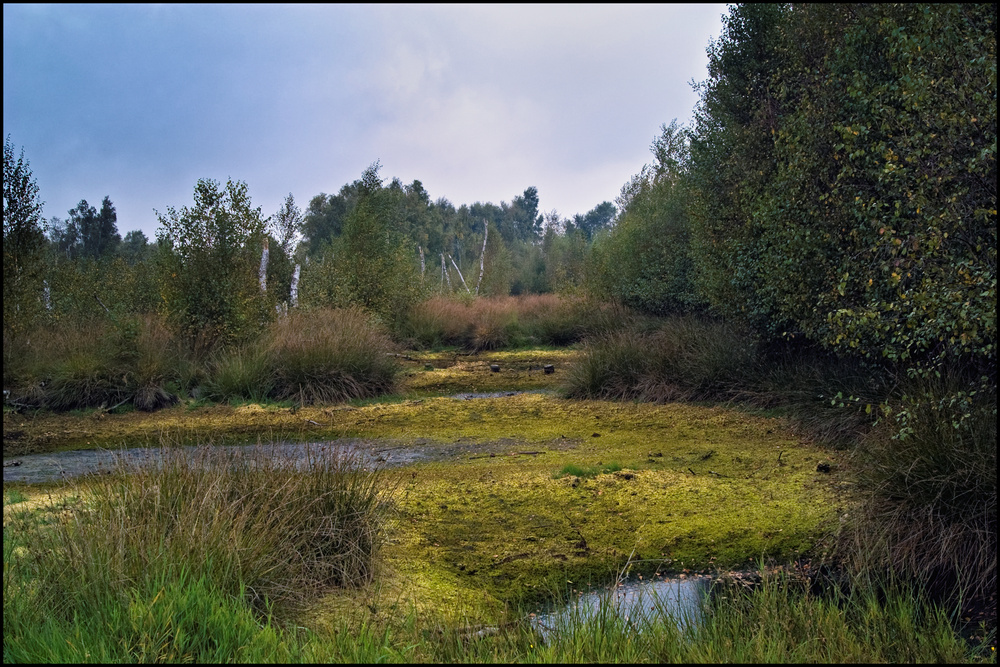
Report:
843,368,997,604
3,313,181,413
401,294,644,350
3,442,395,662
3,307,400,412
564,316,758,402
268,307,399,405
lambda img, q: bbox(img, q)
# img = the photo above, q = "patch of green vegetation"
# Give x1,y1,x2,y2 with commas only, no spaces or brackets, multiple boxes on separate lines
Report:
3,488,28,505
554,461,624,479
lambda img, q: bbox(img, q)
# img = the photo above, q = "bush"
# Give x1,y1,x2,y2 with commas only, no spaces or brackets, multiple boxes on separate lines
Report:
565,316,758,402
267,307,399,405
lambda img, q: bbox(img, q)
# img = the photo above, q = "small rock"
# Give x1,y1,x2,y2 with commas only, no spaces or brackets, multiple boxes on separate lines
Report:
490,364,500,372
544,364,555,374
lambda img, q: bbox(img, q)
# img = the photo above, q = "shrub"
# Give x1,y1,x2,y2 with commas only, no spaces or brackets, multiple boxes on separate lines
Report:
267,307,399,405
843,368,997,602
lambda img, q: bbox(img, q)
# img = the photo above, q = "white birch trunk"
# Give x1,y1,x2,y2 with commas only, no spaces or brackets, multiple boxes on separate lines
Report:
449,254,471,293
475,219,488,295
418,245,425,280
259,238,269,293
290,263,301,307
442,253,453,291
43,280,51,311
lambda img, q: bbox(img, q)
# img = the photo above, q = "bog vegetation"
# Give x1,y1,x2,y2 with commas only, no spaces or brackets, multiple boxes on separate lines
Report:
3,3,995,662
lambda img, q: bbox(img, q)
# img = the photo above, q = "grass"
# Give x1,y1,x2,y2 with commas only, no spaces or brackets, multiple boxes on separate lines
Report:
401,294,633,351
3,311,994,662
3,442,395,662
3,307,401,415
553,461,624,479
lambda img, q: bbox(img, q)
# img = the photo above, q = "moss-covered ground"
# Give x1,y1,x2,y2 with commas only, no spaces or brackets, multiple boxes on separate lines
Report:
3,347,856,631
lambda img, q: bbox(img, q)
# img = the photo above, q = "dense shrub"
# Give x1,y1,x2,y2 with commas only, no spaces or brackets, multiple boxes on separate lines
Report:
3,313,180,412
565,317,758,402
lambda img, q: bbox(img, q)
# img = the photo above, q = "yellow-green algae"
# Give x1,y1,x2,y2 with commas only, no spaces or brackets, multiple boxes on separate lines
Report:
3,349,856,634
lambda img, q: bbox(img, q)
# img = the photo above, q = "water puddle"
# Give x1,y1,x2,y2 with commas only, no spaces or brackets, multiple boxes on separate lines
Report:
2,440,435,484
528,573,710,643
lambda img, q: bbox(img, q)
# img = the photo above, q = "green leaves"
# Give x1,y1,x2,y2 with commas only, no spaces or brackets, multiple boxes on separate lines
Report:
155,178,272,349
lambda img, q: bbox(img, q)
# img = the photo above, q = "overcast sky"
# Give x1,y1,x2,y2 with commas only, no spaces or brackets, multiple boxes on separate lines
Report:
4,4,726,240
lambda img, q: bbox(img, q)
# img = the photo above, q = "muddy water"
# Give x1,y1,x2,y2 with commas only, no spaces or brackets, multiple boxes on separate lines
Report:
529,573,711,642
1,439,443,484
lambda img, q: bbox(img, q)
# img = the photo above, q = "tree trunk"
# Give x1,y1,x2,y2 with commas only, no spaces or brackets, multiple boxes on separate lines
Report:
475,219,488,295
259,238,269,293
290,263,301,307
449,254,471,293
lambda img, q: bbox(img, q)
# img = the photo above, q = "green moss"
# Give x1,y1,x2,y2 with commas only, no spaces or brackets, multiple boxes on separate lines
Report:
300,394,853,626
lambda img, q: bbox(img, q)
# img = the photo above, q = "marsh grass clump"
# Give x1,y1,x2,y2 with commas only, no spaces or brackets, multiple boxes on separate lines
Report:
844,368,997,604
3,313,181,412
401,294,633,351
565,316,757,402
267,306,399,404
3,443,395,662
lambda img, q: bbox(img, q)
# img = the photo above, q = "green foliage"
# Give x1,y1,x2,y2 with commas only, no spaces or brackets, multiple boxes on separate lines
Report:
687,3,996,369
299,162,424,328
44,254,160,321
589,121,701,315
156,178,273,349
3,135,47,336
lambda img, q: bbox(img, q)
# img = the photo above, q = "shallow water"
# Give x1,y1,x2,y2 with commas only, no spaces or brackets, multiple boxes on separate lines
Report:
529,573,710,642
2,440,434,484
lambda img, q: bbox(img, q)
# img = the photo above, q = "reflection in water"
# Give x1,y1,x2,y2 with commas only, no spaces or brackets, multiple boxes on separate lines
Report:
529,573,710,643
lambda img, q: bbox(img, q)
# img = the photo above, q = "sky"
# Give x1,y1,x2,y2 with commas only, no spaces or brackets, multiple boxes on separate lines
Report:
4,4,727,240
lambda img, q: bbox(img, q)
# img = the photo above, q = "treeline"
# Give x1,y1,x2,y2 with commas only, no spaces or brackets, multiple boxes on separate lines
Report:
595,4,995,373
4,147,617,349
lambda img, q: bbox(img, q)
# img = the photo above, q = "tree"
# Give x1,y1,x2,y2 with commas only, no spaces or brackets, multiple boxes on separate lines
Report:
120,229,150,266
3,135,47,334
591,121,701,314
572,201,617,241
156,178,271,348
300,161,423,327
271,192,302,256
